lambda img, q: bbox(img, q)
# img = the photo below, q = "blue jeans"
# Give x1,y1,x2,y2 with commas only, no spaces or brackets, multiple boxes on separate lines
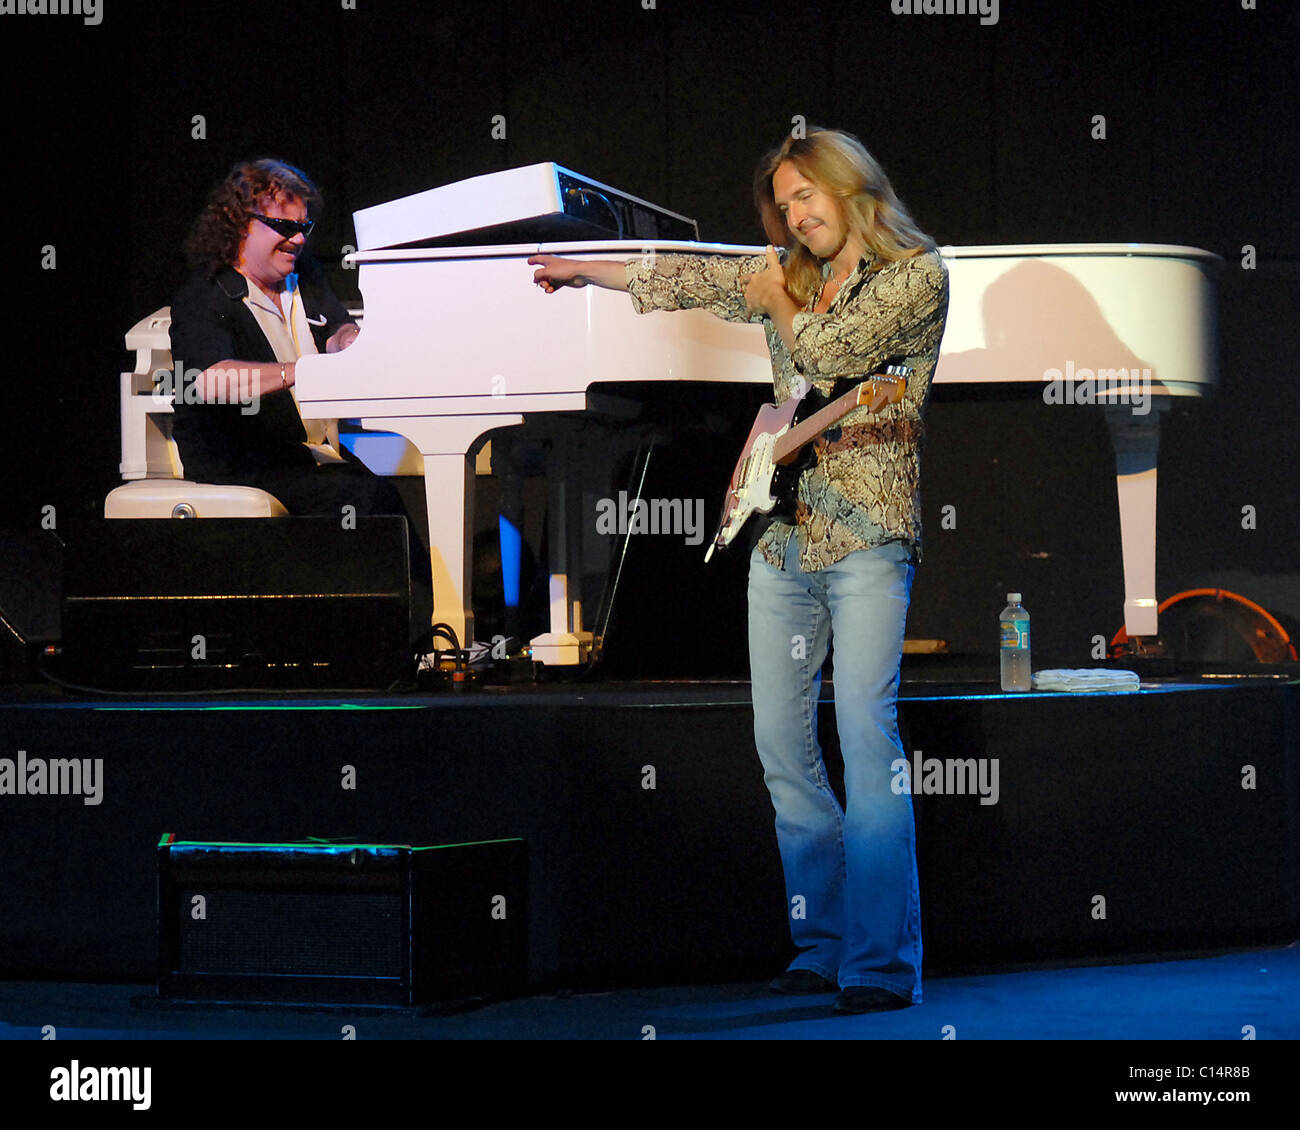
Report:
747,537,922,1001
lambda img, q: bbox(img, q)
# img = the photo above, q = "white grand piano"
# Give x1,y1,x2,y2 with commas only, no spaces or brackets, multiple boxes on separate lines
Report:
294,164,1219,662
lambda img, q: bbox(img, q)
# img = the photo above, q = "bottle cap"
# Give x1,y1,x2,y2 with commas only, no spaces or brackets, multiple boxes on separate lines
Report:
1007,593,1021,602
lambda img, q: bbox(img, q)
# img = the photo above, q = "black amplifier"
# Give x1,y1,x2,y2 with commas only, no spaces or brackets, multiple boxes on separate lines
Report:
59,517,411,691
157,836,528,1006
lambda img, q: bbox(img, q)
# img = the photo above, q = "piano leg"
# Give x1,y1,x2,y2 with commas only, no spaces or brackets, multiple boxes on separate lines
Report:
369,414,523,652
1105,403,1165,640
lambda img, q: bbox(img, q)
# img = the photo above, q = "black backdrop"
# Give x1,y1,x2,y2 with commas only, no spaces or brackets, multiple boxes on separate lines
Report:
2,0,1297,669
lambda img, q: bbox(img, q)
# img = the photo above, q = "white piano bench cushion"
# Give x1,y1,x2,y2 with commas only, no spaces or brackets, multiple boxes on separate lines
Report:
104,480,288,519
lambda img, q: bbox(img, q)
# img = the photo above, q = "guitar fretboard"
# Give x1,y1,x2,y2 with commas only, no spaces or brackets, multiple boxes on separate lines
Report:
772,374,906,466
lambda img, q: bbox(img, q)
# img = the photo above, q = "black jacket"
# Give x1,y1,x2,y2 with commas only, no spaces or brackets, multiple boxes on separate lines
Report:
168,261,354,482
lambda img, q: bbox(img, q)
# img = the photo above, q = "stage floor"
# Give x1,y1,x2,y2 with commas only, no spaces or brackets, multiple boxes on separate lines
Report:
1,941,1297,1040
2,666,1293,705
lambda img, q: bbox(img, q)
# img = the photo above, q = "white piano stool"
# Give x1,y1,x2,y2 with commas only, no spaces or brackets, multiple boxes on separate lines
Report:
105,479,288,520
106,307,287,520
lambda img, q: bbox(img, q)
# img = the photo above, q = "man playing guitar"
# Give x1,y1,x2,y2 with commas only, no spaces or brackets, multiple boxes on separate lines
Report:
530,127,949,1014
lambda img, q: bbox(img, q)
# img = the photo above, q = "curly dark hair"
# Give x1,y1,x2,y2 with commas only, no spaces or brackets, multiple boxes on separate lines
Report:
183,158,323,276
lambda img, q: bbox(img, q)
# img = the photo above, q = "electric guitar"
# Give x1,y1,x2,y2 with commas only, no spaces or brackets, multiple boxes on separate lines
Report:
704,363,911,561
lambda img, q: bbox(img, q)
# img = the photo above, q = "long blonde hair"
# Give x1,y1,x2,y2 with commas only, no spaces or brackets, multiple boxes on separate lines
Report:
753,128,935,307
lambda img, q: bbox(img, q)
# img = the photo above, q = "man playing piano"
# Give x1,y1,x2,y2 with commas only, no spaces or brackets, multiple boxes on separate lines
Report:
530,128,948,1013
169,158,432,648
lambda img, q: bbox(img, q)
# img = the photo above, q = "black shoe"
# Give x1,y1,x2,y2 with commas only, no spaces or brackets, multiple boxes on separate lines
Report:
832,987,912,1014
768,970,838,995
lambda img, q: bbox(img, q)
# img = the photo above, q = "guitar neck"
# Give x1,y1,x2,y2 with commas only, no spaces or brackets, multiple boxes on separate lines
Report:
772,378,896,465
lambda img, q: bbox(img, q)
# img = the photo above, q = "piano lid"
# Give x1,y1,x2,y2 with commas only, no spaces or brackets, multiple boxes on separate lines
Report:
352,163,700,252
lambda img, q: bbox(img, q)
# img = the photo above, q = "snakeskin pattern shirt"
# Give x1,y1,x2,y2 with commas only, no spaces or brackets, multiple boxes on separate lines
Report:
625,248,950,571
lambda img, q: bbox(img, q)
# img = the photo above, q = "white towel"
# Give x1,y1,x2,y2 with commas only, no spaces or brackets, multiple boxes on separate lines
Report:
1031,668,1141,693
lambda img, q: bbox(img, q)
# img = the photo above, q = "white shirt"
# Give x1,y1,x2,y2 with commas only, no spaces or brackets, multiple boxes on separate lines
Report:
239,271,343,464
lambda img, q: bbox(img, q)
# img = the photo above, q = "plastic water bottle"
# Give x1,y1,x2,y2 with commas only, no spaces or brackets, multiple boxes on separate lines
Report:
1000,593,1031,692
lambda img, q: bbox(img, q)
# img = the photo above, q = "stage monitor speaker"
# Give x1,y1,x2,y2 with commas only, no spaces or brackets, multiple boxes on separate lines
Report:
157,836,528,1006
59,518,411,691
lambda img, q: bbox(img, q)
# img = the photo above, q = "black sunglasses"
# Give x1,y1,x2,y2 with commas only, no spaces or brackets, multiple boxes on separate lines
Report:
250,212,314,239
